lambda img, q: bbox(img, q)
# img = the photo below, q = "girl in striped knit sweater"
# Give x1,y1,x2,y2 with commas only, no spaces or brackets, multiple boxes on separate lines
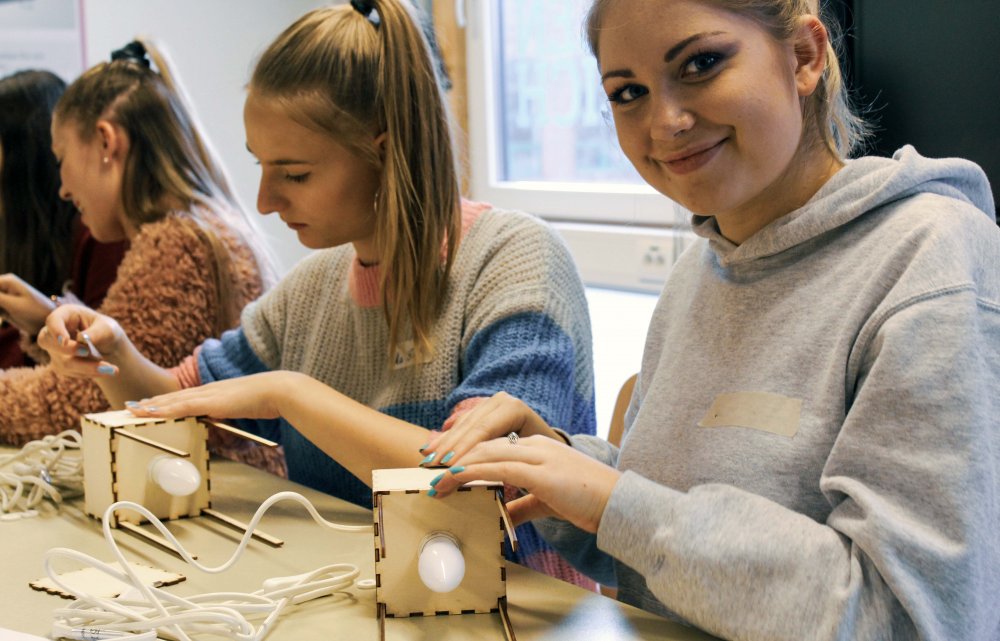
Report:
41,0,596,587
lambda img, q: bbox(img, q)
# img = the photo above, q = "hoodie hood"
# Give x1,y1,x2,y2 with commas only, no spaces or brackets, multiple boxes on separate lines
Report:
691,146,996,266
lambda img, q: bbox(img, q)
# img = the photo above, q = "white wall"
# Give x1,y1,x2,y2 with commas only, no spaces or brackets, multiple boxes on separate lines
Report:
82,0,332,274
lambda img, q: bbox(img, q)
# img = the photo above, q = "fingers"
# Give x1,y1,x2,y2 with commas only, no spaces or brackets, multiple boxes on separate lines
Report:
42,305,87,346
0,273,24,293
505,494,556,526
126,389,208,418
419,392,530,468
429,435,550,497
37,322,120,379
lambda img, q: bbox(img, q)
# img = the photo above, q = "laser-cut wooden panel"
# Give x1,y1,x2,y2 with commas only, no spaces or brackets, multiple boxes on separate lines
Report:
81,410,210,526
373,468,506,618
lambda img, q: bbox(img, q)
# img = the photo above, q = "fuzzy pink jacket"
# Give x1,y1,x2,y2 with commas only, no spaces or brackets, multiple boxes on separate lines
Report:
0,212,263,446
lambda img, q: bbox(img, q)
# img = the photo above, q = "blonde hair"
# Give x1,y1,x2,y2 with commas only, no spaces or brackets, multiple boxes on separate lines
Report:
249,0,461,362
54,38,277,334
585,0,869,158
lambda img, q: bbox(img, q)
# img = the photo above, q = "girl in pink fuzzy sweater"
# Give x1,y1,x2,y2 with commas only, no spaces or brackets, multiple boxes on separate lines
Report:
0,39,271,446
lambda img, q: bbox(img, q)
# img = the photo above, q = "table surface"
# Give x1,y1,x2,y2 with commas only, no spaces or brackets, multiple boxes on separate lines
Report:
0,453,719,641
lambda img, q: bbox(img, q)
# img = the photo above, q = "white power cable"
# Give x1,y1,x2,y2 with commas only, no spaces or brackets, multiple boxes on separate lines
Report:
46,491,374,641
0,430,83,519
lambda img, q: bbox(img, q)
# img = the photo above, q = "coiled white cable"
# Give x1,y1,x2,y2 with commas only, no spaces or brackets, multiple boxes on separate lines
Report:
0,430,83,519
46,491,374,641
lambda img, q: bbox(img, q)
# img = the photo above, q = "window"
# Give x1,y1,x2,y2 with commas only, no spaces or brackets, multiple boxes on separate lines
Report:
465,0,687,227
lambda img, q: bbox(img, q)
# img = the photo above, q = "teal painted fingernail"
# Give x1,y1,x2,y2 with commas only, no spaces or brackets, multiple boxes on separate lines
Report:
440,451,455,465
77,347,90,357
97,365,116,375
419,443,429,452
430,472,445,487
449,465,465,474
57,335,64,345
427,488,438,497
125,401,139,407
419,453,435,466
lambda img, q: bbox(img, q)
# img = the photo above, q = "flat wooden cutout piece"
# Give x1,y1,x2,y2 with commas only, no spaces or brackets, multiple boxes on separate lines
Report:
29,561,184,600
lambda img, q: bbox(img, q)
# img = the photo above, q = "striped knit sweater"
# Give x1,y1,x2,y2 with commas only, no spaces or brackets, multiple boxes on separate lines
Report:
188,202,597,585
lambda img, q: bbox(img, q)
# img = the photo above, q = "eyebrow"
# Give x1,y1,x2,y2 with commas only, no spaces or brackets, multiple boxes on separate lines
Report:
245,143,310,166
600,31,727,83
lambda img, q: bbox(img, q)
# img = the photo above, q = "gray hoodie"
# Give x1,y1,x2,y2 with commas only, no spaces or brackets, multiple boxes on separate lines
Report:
540,147,1000,641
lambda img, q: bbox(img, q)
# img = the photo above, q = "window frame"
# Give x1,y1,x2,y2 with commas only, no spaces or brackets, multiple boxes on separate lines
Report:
463,0,687,227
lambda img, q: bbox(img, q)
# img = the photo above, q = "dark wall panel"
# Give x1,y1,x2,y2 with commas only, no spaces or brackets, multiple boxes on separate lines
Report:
829,0,999,211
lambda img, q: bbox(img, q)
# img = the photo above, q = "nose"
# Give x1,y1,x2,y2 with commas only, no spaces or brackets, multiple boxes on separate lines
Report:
255,177,285,216
58,183,71,202
649,92,695,140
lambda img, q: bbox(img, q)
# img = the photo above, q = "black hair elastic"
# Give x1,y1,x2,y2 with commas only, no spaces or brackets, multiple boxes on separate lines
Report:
110,41,151,68
350,0,381,26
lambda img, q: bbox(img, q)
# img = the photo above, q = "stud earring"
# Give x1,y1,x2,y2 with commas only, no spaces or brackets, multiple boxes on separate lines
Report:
102,157,110,164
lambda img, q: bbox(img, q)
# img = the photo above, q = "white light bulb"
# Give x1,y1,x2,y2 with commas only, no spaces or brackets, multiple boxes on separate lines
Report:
149,456,201,497
418,532,465,593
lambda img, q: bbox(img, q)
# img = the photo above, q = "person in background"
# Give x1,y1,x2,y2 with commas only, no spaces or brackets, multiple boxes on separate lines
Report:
0,40,272,448
425,1,1000,639
42,1,597,588
0,69,126,369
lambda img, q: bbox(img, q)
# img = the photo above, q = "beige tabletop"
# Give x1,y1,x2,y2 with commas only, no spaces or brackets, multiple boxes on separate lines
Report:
0,453,719,641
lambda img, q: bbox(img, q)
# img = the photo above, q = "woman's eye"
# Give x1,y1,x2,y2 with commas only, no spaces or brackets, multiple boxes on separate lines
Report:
608,83,648,105
683,52,724,77
285,173,310,184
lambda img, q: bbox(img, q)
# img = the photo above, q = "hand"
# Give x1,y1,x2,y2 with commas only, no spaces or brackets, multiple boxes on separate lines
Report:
429,435,622,533
126,372,302,421
0,274,57,336
419,392,563,467
38,304,125,378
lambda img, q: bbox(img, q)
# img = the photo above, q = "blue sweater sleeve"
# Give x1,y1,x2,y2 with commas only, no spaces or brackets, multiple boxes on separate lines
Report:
446,311,596,437
445,310,597,583
196,328,282,443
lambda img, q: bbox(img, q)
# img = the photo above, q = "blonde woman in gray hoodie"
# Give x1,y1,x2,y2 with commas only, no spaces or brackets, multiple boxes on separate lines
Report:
426,1,1000,640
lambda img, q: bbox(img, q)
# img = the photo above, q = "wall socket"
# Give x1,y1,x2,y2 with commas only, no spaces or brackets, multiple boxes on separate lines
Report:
636,239,672,290
553,222,697,294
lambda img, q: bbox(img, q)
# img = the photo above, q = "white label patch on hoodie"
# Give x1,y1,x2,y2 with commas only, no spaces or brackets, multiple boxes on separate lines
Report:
698,391,802,437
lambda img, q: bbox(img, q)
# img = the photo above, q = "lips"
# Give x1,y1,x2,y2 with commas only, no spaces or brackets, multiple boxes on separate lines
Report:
658,139,726,175
278,215,303,229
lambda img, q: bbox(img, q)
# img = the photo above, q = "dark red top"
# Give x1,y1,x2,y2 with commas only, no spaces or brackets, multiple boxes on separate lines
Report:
0,216,128,368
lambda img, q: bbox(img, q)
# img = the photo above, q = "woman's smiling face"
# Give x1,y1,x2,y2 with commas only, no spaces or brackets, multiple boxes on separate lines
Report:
50,117,128,242
598,0,822,240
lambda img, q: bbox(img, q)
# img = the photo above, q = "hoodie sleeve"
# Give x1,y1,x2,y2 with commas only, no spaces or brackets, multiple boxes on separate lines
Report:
533,432,622,586
595,282,1000,640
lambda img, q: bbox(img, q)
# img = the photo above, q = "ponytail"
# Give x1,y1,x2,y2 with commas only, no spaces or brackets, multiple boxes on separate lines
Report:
250,0,461,363
55,38,277,333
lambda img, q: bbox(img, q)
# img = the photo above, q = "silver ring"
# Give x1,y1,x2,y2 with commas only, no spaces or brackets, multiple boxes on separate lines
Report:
507,432,519,445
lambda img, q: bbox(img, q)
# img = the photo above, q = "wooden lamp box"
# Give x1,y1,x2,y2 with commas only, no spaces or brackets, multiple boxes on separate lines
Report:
372,467,517,624
81,410,210,527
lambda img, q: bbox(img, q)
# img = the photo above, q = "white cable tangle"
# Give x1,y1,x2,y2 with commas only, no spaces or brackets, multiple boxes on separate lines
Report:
46,491,374,641
0,430,83,519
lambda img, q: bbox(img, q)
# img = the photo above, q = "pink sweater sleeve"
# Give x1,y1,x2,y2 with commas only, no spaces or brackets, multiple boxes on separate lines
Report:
169,347,203,389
